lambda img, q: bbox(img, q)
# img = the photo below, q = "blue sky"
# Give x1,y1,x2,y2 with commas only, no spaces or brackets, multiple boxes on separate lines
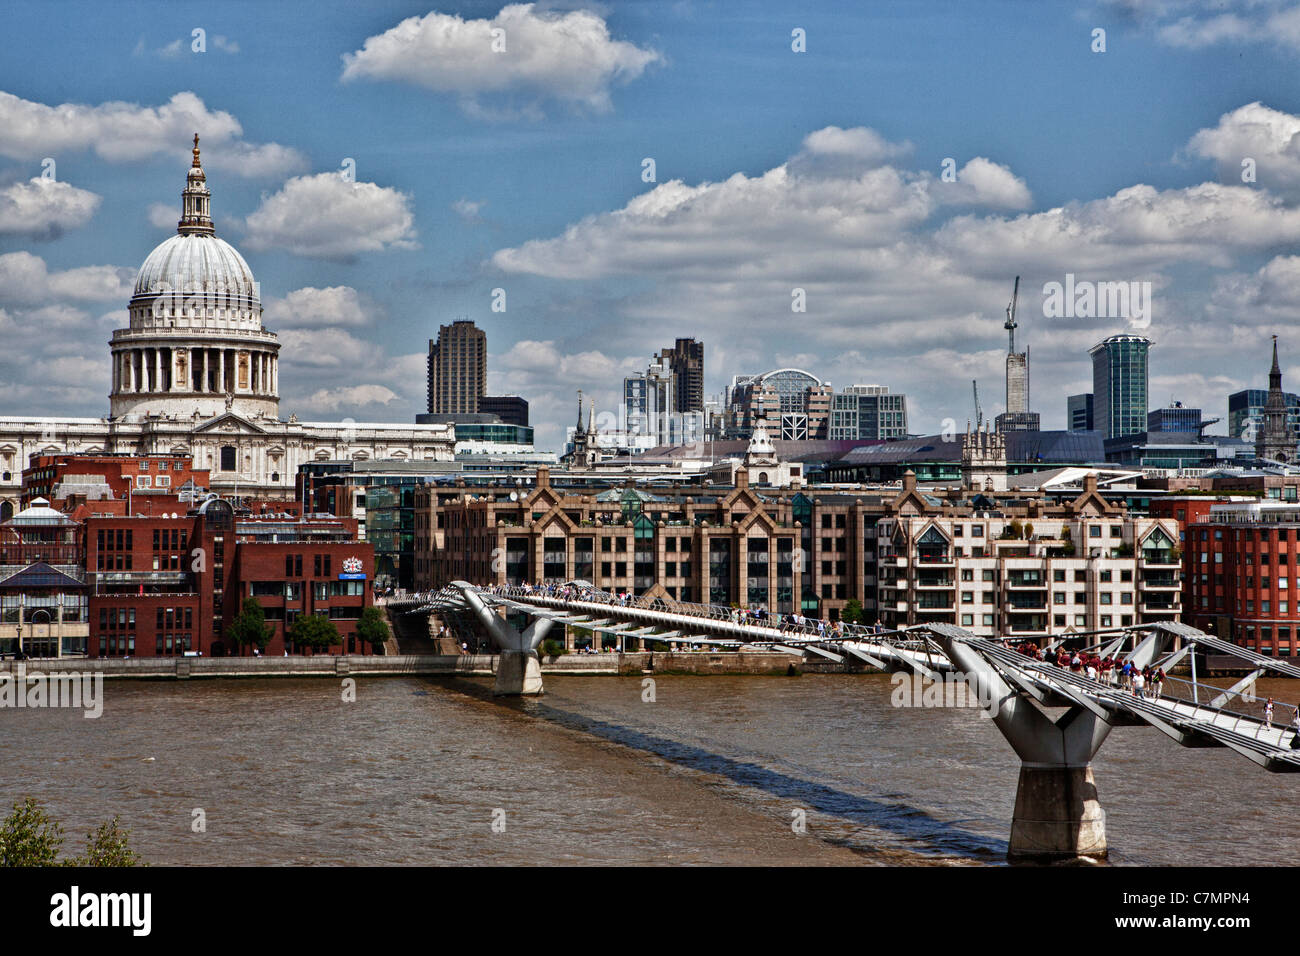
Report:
2,0,1300,449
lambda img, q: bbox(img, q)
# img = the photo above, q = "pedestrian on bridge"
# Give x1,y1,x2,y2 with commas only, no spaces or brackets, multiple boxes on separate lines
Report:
1132,667,1146,699
1265,698,1275,728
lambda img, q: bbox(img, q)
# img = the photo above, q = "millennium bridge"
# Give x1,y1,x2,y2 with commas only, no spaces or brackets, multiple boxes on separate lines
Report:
389,582,1300,862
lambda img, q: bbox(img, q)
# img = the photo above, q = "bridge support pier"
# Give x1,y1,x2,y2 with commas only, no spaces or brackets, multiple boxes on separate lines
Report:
1010,764,1107,862
494,649,544,696
454,582,551,696
937,635,1111,862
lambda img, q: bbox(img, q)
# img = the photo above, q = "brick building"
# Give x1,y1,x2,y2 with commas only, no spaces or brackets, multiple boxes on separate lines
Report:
22,452,210,507
415,466,890,621
412,466,1180,638
83,499,374,657
1184,501,1300,656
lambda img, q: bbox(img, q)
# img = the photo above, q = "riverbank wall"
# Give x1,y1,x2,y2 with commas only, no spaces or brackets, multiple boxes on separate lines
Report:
0,651,803,680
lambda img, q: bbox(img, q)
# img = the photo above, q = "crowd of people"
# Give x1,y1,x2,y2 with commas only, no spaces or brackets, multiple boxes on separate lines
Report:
1013,641,1169,698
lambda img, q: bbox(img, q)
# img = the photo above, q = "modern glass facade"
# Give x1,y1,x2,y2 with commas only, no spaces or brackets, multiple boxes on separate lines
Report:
1090,335,1150,439
1067,393,1094,432
1227,388,1300,443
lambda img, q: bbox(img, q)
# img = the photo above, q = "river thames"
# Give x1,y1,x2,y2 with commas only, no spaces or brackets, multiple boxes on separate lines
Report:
4,673,1298,865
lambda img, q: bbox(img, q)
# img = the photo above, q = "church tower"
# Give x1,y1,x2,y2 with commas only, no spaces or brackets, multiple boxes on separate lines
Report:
1256,336,1294,463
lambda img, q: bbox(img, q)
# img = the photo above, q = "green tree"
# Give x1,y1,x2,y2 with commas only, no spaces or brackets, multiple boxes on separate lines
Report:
0,798,63,867
228,597,272,653
356,606,389,653
77,817,143,867
841,599,864,624
288,613,340,652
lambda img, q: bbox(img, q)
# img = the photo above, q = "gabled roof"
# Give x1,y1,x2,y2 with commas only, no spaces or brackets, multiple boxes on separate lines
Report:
0,562,84,590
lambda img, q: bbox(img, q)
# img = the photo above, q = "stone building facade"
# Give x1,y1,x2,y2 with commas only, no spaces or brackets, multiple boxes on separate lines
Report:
414,468,1181,640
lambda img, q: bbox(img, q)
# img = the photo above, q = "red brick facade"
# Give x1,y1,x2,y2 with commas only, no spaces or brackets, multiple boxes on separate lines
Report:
84,508,373,657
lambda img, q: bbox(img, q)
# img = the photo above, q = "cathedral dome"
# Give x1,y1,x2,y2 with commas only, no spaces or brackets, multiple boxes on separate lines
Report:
124,135,265,330
132,232,259,307
111,135,280,423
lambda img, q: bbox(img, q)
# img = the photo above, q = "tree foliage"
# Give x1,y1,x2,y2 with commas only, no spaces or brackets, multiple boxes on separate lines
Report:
0,799,143,867
288,613,340,650
0,798,63,867
78,817,144,867
841,599,864,624
228,597,271,650
356,606,389,652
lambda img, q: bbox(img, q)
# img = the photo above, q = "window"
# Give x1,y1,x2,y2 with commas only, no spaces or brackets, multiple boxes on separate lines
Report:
1090,526,1101,538
220,445,237,471
961,614,974,626
971,525,984,537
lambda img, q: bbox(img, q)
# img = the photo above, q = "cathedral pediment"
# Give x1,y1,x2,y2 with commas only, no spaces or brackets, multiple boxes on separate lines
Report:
191,412,269,435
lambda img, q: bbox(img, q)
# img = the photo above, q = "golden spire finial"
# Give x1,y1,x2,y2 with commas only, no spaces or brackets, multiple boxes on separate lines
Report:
192,132,201,167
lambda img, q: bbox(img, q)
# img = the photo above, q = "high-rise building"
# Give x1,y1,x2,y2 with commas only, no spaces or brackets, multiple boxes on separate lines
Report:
660,337,704,413
1067,393,1094,432
427,320,486,416
995,276,1039,433
1090,334,1151,440
1256,336,1295,463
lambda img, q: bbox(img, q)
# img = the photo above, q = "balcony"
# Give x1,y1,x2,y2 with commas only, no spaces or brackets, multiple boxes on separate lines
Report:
915,551,953,566
1141,550,1181,568
1006,574,1046,589
1005,594,1048,610
914,595,954,610
915,574,954,589
1140,572,1180,589
1141,597,1180,611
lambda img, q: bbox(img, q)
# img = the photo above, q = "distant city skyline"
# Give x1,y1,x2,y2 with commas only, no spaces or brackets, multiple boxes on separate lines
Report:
2,2,1300,451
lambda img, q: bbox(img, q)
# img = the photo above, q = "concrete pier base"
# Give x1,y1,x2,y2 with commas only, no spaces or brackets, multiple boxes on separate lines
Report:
1008,764,1107,862
493,650,543,696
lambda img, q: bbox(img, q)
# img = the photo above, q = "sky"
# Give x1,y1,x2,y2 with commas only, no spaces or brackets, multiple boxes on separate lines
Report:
2,0,1300,451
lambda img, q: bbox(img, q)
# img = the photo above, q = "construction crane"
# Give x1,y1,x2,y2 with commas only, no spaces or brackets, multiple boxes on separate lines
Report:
972,379,983,430
1005,275,1020,354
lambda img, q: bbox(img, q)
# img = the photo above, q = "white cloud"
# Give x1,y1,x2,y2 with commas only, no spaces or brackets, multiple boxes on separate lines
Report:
1099,0,1300,52
340,3,661,115
300,384,398,412
452,198,485,223
494,126,1032,281
277,328,371,367
1209,255,1300,323
941,157,1034,210
148,202,177,230
0,252,133,306
0,90,306,178
263,286,372,328
1186,101,1300,198
0,177,101,239
242,173,417,260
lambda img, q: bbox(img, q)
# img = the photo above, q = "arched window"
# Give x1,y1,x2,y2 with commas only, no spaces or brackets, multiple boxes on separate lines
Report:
220,446,237,471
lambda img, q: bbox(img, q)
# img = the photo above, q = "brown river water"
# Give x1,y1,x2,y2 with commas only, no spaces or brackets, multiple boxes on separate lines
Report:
2,673,1297,866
